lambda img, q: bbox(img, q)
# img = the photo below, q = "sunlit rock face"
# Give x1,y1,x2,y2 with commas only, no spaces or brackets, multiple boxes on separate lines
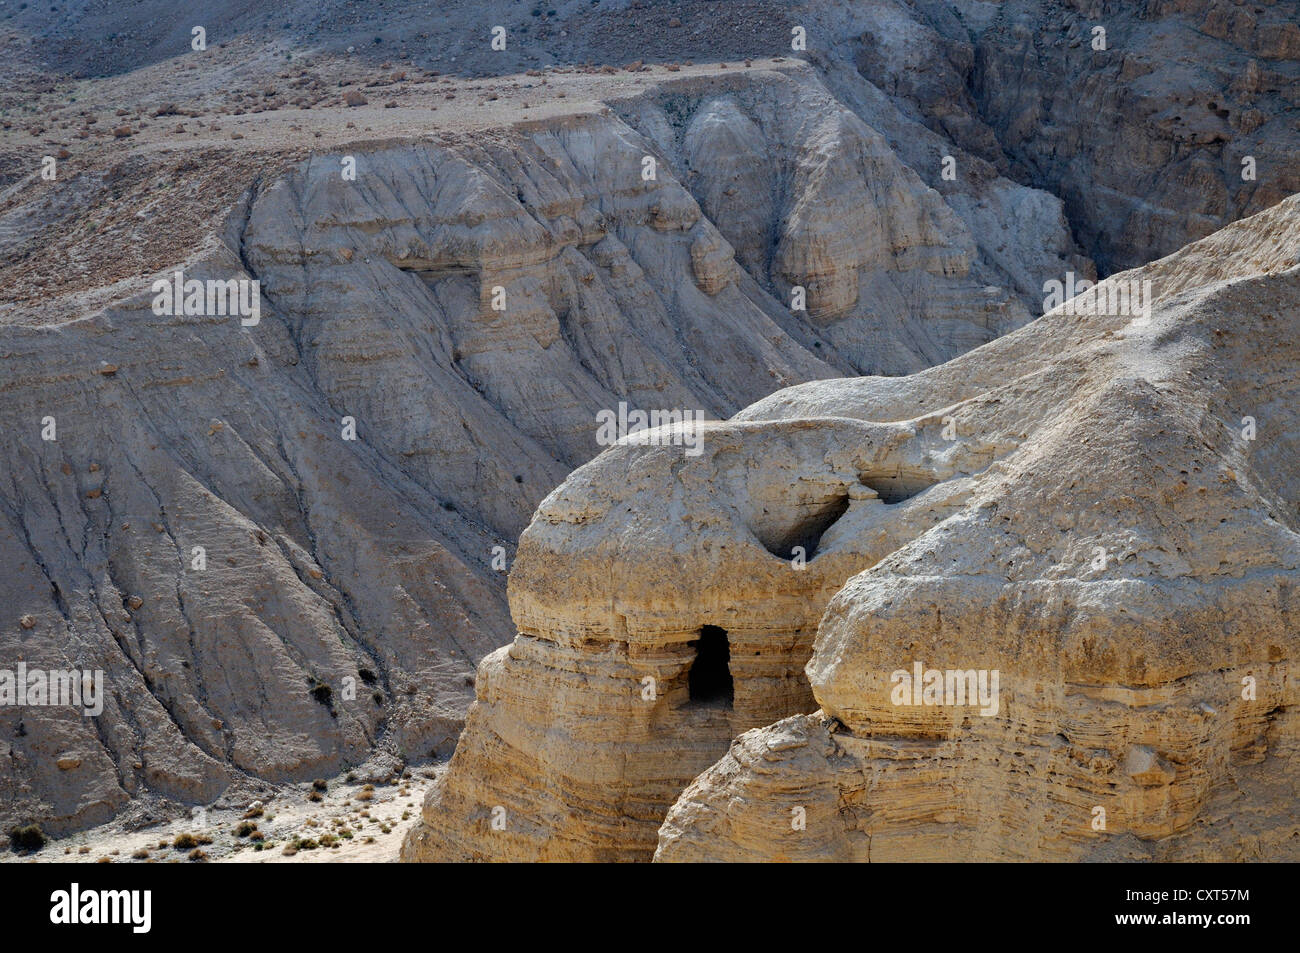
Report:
2,51,1092,837
8,0,1298,846
657,195,1300,862
407,195,1300,863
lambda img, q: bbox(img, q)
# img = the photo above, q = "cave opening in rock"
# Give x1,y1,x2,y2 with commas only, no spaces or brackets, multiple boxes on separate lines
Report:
755,493,851,562
858,474,940,505
688,625,733,707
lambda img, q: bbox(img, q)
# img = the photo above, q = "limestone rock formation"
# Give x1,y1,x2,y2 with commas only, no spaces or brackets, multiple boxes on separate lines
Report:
614,68,1076,372
405,194,1300,862
5,0,1298,844
0,60,1082,836
799,0,1300,277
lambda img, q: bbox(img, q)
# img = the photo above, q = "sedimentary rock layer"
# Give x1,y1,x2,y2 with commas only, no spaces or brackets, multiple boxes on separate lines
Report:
407,194,1300,862
1,63,1079,836
7,0,1297,843
657,195,1300,861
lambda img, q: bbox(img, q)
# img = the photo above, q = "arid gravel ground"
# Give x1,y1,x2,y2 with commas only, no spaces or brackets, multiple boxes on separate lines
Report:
2,762,441,863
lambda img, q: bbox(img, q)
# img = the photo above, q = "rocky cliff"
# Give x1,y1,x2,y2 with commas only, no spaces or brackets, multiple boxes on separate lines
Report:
0,60,1082,835
818,0,1300,275
3,0,1296,843
404,194,1300,862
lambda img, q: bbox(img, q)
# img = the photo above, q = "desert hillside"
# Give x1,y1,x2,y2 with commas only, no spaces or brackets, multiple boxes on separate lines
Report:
1,0,1296,860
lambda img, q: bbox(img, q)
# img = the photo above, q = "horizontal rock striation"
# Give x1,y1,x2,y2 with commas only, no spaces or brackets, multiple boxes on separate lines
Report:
1,63,1082,836
9,0,1297,842
401,412,996,860
657,194,1300,861
407,194,1300,862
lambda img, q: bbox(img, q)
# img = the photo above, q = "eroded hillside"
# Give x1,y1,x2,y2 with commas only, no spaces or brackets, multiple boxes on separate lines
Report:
0,58,1084,835
404,194,1300,863
1,0,1295,842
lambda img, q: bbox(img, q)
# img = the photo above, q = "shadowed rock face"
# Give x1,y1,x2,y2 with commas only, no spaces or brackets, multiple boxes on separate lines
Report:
802,0,1300,277
404,195,1300,862
4,0,1297,842
0,240,513,833
962,0,1300,275
0,63,1083,836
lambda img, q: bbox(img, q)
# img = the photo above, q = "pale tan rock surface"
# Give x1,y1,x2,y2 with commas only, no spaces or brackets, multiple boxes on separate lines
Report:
0,60,1077,838
402,413,973,860
658,195,1300,861
406,195,1300,862
5,0,1297,843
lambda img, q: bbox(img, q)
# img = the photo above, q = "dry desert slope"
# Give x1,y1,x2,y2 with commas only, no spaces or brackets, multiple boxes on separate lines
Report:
0,0,1296,855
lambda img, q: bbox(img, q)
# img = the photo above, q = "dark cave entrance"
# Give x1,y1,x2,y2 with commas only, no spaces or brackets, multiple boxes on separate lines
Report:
688,625,733,707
